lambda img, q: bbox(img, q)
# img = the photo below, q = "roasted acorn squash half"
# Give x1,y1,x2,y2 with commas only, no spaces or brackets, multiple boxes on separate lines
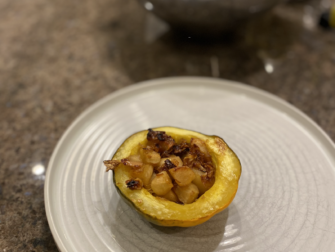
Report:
105,127,241,227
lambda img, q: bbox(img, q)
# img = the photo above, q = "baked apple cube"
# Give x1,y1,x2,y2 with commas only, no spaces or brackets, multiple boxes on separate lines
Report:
162,190,179,203
192,168,214,195
140,148,161,165
174,183,199,204
131,164,153,189
169,166,195,186
151,171,173,196
190,138,209,155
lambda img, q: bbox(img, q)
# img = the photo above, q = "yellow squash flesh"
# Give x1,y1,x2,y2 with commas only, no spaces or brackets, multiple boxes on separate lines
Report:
112,127,241,227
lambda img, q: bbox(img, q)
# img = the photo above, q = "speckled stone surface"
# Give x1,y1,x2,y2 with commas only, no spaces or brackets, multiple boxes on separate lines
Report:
0,0,335,251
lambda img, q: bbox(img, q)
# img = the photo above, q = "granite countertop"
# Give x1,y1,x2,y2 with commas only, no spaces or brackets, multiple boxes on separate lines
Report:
1,0,335,250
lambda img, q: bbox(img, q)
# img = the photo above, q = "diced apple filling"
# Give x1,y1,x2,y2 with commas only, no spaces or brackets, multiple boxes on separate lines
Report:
190,138,209,155
161,190,179,202
140,148,161,165
192,168,215,195
151,171,173,196
130,164,153,189
169,166,195,186
173,183,199,204
104,129,216,204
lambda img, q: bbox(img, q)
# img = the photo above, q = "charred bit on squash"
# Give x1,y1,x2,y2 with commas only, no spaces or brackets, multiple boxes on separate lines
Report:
126,178,143,190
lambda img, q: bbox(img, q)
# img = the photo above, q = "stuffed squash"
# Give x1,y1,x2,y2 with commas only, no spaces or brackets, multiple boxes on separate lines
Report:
103,127,241,227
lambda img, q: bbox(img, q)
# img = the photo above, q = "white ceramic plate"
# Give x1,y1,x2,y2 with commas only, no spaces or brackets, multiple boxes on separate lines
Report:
45,77,335,252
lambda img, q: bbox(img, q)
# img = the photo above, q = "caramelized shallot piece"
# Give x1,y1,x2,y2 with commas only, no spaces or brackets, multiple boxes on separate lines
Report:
147,129,175,156
192,160,207,173
186,138,215,179
168,139,189,156
155,159,176,173
156,155,183,173
164,159,176,169
121,158,142,169
159,155,183,167
183,153,195,167
147,129,170,142
103,160,121,172
203,163,214,178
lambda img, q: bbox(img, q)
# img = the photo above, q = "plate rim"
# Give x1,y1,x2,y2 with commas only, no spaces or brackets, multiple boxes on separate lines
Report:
44,76,335,252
